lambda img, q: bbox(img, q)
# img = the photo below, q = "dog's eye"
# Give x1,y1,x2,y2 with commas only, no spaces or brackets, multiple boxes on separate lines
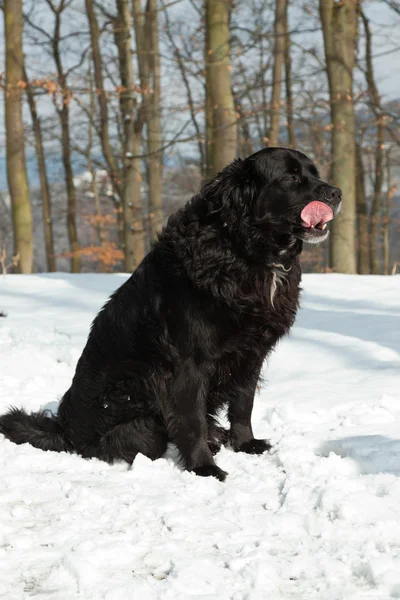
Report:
285,175,300,183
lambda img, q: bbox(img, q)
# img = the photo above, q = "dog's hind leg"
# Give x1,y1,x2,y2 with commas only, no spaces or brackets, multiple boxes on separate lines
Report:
81,417,168,464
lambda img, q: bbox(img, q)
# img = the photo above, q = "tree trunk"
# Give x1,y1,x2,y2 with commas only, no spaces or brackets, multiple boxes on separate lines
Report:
382,150,392,276
115,0,145,271
85,0,120,191
87,66,106,257
59,104,80,273
319,0,357,274
268,0,287,146
24,69,56,272
85,0,124,249
132,0,150,90
361,8,384,274
47,0,80,273
146,0,163,240
4,0,33,273
283,0,295,148
355,144,370,274
205,10,214,180
205,0,237,175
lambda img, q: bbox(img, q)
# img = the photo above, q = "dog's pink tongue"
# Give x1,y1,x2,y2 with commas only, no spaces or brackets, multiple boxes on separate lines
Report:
301,201,333,228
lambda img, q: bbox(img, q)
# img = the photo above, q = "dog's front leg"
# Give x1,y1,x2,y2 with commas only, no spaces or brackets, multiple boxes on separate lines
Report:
167,359,227,481
228,357,271,455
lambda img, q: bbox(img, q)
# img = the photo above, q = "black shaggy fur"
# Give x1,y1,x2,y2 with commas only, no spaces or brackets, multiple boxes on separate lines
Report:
0,148,342,481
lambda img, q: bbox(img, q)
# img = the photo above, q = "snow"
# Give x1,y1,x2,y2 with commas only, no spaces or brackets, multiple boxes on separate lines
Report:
1,273,400,599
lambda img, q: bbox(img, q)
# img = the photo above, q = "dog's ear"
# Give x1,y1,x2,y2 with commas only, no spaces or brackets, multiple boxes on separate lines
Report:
204,159,259,227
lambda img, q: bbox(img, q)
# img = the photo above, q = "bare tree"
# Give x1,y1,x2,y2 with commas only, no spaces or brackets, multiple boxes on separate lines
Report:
85,0,120,192
115,0,146,270
382,148,395,276
320,0,357,274
4,0,33,273
146,0,164,240
283,0,295,148
24,68,56,271
87,63,107,254
45,0,80,272
84,0,126,258
205,0,237,176
355,144,370,274
360,8,385,274
268,0,287,146
132,0,164,241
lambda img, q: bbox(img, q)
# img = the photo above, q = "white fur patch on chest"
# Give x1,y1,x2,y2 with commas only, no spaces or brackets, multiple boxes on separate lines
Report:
269,263,291,308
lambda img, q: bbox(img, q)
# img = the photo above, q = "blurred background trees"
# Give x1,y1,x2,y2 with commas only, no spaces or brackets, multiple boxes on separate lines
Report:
4,0,33,273
0,0,399,274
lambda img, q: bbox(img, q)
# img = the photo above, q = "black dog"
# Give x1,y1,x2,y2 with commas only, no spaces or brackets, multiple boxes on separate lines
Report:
0,148,341,481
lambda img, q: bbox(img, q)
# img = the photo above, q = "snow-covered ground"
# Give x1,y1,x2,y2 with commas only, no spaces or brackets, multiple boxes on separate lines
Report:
1,273,400,600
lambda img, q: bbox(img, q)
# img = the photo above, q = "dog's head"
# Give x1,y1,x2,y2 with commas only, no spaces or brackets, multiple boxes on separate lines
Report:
207,147,342,245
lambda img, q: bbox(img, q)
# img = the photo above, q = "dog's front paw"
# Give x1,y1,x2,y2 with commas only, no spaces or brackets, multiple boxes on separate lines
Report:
236,438,271,455
192,464,228,481
207,425,229,455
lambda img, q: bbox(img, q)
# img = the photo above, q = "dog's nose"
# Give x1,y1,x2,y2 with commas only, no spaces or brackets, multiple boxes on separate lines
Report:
324,186,342,205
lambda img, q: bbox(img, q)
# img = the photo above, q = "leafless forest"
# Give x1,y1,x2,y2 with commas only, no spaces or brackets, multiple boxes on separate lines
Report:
1,0,399,274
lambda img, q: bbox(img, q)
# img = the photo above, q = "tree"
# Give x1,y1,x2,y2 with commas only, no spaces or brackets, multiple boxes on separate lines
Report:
85,0,120,192
115,0,146,270
360,8,385,274
24,68,56,272
205,0,237,176
4,0,33,273
268,0,287,146
86,0,157,270
146,0,163,240
283,0,295,148
355,144,369,274
320,0,357,274
132,0,164,244
85,0,124,253
382,147,395,276
45,0,80,273
86,63,107,258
